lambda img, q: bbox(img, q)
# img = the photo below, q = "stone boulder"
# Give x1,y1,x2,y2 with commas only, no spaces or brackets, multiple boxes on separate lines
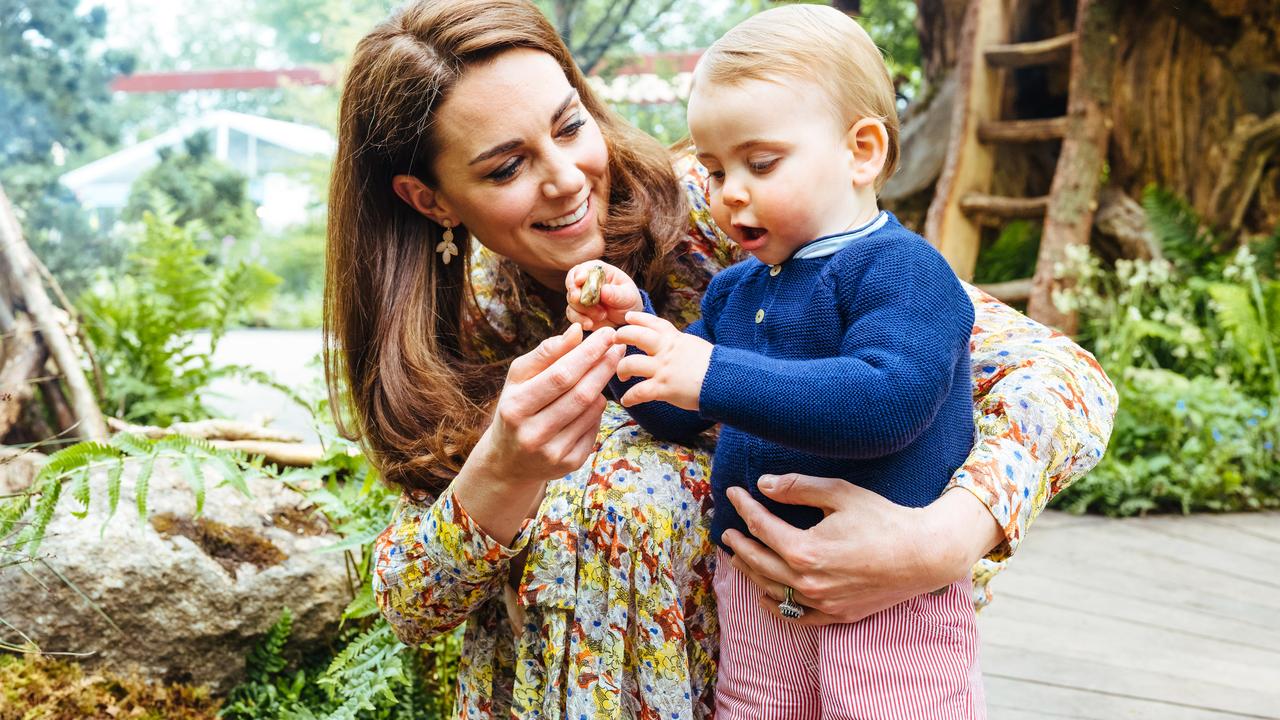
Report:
0,457,353,691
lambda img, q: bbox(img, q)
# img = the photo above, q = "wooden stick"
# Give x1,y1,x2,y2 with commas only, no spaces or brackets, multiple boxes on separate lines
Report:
0,184,106,441
0,318,47,438
107,417,304,443
1208,113,1280,235
208,440,323,467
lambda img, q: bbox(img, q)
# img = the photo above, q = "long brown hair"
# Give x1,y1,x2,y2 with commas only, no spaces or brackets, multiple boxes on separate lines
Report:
325,0,688,494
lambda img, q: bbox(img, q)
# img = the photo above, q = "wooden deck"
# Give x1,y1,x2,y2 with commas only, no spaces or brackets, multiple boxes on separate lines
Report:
979,510,1280,719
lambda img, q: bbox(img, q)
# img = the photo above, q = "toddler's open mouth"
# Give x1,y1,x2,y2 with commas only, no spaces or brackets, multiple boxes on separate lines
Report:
738,226,766,241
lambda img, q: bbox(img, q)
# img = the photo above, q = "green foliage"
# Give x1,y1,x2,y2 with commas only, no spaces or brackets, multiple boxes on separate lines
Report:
971,221,1041,285
1054,189,1280,516
1058,368,1279,516
0,433,259,558
124,132,260,245
79,211,279,424
0,0,136,296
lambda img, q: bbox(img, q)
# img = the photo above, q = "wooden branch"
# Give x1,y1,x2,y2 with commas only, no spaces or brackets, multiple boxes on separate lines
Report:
978,117,1069,143
976,278,1033,303
38,370,77,436
208,440,323,467
108,417,303,443
1027,0,1118,334
0,184,106,441
984,32,1076,68
0,318,46,438
1208,112,1280,234
960,193,1050,219
1095,188,1162,260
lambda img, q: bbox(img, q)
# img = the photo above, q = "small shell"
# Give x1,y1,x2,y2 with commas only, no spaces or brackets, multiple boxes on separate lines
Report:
579,265,606,307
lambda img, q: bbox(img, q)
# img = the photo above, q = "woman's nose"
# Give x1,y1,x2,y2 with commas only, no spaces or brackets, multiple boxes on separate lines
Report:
541,147,587,199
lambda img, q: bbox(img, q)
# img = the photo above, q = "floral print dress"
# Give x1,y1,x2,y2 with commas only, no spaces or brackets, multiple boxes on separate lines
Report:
373,156,1118,719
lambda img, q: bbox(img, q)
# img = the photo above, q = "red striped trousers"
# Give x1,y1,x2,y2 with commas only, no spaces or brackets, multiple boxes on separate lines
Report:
713,549,986,720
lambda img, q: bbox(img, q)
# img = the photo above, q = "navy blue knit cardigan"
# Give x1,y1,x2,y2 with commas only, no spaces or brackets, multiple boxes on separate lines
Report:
611,213,977,550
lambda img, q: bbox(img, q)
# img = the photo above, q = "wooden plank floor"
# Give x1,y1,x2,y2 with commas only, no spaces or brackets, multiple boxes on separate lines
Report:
979,510,1280,719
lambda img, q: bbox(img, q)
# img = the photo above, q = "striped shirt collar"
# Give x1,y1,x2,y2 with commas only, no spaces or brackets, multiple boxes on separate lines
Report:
790,211,890,261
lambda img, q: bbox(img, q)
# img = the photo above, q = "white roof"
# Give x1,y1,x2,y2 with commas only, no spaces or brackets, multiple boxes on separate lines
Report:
61,110,335,192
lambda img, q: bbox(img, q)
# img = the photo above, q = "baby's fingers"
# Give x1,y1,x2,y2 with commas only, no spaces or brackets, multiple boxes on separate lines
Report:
615,324,662,355
619,378,663,407
616,354,657,382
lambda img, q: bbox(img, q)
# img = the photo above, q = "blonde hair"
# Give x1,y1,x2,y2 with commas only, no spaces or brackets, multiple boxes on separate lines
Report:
695,4,899,189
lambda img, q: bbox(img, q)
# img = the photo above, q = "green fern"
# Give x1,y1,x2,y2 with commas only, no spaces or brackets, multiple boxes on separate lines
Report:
1142,184,1220,274
245,608,294,679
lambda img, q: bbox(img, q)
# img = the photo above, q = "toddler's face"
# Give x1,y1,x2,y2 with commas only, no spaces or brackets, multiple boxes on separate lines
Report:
687,77,868,266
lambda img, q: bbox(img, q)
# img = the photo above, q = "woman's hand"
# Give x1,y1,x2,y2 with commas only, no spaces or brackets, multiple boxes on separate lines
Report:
453,323,625,545
565,261,644,330
721,474,1004,625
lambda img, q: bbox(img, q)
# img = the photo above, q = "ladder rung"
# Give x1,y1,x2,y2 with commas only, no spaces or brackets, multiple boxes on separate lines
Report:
960,194,1049,219
978,117,1069,143
985,33,1075,68
977,278,1033,303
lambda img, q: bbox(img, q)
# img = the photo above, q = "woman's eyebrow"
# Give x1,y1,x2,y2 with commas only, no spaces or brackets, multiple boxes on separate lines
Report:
468,90,579,167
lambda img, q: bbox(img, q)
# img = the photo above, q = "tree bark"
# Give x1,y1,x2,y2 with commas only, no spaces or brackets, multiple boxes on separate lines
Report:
0,184,106,441
0,318,46,438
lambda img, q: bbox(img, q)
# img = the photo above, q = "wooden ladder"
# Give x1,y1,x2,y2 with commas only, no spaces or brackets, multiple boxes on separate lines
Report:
925,0,1116,333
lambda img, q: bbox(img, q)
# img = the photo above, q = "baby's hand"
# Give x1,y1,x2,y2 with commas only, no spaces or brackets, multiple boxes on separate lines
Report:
565,261,644,330
614,311,712,411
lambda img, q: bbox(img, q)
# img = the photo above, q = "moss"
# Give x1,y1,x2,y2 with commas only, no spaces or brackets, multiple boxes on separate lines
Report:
0,654,221,720
269,504,329,537
150,513,286,576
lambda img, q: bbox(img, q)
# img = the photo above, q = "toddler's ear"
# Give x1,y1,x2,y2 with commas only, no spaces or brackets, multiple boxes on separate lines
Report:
844,118,889,189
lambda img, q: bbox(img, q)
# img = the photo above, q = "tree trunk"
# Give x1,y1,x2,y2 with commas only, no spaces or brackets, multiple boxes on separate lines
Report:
911,0,1280,246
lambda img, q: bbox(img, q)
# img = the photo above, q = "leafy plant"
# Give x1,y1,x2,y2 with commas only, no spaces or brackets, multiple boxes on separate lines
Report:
78,210,279,424
1053,187,1280,516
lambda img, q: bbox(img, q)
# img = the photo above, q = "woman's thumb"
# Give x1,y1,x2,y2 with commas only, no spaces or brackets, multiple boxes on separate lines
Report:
756,473,847,512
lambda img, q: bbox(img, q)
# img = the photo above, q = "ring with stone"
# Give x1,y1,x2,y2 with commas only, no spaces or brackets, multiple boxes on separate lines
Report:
779,585,805,619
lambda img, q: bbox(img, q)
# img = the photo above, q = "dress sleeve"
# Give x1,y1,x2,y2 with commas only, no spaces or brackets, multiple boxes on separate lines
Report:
373,487,533,645
947,285,1118,560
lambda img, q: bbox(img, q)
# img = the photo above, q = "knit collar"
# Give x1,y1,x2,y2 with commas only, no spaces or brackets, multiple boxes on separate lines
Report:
790,211,890,261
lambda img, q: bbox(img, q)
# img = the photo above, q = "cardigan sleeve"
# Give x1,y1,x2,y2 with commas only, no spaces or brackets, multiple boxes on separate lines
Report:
947,285,1118,560
373,487,533,645
699,238,975,458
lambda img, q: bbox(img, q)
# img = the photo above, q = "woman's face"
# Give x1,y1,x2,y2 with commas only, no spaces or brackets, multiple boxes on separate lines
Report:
429,49,610,290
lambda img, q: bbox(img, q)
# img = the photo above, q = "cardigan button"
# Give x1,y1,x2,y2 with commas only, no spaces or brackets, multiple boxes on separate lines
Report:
769,265,781,277
755,309,765,323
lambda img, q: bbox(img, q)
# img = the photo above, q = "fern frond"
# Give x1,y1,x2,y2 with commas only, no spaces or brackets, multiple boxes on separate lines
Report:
1207,282,1266,365
135,454,156,523
181,454,206,516
245,608,294,679
1142,185,1217,272
101,460,125,535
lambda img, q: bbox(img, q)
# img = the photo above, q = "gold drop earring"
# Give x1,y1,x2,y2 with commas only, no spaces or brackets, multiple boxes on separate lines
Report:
436,221,459,264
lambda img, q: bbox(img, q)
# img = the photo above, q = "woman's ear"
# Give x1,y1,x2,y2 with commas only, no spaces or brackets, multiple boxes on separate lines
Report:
392,174,457,226
844,118,889,189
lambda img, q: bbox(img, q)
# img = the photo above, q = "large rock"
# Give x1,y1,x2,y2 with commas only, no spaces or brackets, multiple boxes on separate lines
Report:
0,457,352,691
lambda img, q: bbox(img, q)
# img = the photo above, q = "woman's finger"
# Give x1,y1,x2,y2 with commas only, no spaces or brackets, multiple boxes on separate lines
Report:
545,392,608,466
506,326,615,414
724,486,812,570
756,596,841,627
526,342,623,428
616,354,657,382
720,527,803,590
507,323,583,384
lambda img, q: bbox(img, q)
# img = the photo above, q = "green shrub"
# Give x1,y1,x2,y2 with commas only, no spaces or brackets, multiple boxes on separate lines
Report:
1053,187,1280,516
79,211,279,424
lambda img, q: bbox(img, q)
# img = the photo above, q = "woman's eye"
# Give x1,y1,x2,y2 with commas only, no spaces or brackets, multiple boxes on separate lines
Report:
749,158,778,174
487,157,523,182
560,117,586,137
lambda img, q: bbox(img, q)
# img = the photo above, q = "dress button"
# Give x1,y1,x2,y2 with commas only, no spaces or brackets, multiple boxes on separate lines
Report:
769,265,781,277
755,309,765,323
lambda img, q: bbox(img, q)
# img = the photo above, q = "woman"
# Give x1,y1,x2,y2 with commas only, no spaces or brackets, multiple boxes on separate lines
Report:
326,1,1117,718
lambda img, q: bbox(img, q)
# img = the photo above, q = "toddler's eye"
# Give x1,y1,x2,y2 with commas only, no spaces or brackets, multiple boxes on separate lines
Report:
708,170,725,183
749,158,779,174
